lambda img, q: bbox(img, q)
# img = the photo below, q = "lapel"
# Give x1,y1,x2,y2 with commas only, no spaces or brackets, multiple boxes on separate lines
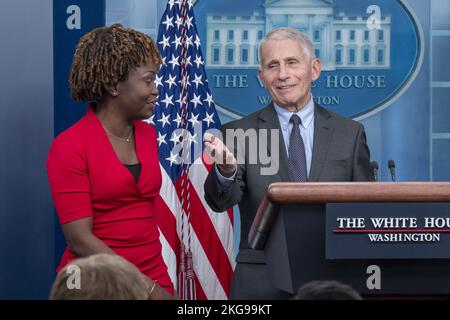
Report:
309,104,334,181
133,120,148,190
257,103,292,182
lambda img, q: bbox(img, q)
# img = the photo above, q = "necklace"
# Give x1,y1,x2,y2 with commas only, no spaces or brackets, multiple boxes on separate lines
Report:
103,125,133,143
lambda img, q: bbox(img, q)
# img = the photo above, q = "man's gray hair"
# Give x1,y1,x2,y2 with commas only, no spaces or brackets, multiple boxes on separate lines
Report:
259,27,316,68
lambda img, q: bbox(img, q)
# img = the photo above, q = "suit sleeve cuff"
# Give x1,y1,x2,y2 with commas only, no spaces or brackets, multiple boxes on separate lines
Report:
214,165,236,192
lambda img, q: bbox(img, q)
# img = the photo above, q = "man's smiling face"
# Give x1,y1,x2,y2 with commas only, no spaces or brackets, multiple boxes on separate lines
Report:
259,38,321,112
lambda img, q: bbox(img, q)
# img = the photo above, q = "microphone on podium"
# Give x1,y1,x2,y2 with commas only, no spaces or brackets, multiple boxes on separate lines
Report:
370,161,379,181
388,160,396,182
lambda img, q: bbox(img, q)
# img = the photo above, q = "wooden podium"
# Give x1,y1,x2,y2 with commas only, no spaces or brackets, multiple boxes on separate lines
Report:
248,182,450,297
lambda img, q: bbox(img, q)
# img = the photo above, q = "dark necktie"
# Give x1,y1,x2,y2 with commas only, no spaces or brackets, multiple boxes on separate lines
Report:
288,114,307,182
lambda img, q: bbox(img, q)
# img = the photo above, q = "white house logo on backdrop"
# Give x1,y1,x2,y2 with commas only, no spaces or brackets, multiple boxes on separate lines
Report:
204,1,391,71
194,0,423,120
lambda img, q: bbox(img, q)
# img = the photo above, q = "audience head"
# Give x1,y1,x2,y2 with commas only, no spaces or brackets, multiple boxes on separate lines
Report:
50,254,150,300
293,280,363,300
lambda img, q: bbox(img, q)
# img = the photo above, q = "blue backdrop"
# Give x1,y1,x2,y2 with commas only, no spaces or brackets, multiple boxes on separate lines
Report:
52,0,106,280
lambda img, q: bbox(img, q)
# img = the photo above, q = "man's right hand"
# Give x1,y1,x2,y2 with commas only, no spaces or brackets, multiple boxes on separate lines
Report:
203,133,237,178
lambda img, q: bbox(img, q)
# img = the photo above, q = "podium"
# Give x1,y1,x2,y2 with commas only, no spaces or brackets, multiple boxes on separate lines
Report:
248,182,450,297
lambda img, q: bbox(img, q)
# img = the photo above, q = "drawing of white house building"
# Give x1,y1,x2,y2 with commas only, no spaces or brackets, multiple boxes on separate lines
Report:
205,0,391,70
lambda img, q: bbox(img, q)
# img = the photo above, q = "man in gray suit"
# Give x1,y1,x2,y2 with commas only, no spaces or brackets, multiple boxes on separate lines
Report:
203,28,373,299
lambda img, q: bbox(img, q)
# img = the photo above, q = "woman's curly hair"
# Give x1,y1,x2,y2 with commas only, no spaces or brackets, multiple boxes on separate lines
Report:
69,23,162,102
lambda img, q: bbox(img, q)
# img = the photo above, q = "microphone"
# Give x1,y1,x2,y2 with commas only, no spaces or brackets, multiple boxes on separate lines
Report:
370,161,379,181
388,160,396,182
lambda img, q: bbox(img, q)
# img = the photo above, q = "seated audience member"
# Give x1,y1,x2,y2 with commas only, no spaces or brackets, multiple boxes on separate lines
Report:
293,280,363,300
50,254,159,300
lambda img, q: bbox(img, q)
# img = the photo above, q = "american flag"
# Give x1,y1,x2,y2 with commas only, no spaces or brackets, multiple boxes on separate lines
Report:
150,0,235,300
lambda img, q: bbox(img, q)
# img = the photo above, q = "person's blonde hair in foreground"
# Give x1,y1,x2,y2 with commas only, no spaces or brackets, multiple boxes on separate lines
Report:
50,254,152,300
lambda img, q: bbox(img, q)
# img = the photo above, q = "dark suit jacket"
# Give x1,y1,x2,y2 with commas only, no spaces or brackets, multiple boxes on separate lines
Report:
204,103,373,299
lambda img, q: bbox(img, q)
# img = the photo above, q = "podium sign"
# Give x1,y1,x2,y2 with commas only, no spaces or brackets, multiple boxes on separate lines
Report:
326,203,450,259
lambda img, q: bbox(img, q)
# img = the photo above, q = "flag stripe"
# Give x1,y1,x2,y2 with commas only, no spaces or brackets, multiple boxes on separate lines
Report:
188,159,235,266
159,163,230,299
186,222,227,299
174,178,233,294
158,229,177,287
193,275,207,300
155,195,179,251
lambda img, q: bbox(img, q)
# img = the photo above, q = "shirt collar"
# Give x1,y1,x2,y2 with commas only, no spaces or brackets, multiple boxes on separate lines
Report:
273,95,315,130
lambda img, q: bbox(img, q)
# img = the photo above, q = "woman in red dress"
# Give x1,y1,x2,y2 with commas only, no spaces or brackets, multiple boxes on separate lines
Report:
46,24,174,299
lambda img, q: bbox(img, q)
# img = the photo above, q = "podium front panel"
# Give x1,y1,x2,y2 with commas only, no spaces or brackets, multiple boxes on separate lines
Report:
264,204,450,295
